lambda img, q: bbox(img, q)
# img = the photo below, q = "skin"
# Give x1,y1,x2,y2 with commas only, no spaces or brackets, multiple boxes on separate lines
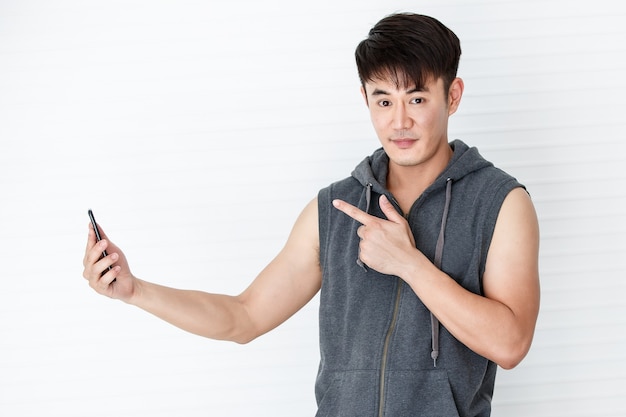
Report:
360,77,461,209
83,198,321,344
83,75,540,369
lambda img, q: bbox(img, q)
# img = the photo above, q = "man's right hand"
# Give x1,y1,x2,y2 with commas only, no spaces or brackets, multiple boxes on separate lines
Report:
79,197,322,343
82,223,136,302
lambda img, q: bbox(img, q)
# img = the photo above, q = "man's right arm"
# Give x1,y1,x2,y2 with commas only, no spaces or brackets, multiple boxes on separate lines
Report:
82,197,322,344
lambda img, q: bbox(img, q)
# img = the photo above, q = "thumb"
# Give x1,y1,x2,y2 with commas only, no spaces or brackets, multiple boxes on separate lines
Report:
379,194,404,223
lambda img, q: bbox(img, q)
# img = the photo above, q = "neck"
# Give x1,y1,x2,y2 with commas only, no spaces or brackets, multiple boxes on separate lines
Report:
387,143,453,213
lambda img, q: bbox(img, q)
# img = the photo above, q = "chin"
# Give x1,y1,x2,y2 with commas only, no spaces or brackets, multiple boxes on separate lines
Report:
388,154,424,168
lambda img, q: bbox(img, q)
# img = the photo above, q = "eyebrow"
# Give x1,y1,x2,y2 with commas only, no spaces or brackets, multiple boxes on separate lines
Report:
370,86,429,96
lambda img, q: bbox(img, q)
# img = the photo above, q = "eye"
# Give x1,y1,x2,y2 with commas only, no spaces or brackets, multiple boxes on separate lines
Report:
377,99,392,107
410,97,423,104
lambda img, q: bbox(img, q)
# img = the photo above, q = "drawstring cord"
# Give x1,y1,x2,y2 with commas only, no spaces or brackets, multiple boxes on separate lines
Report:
354,178,452,367
431,177,452,367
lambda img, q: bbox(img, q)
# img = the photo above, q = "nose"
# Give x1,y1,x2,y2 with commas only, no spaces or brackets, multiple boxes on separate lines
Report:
392,102,411,130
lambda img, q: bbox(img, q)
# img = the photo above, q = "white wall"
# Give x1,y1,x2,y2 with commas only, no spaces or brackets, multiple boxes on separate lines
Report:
1,1,625,416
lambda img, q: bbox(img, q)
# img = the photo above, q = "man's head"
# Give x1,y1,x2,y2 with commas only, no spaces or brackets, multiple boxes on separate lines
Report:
355,14,464,173
355,13,461,97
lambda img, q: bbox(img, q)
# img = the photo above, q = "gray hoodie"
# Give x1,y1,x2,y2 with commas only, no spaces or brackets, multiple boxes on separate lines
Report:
316,140,523,416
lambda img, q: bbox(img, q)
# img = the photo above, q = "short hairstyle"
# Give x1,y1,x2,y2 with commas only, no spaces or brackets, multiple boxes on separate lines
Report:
355,13,461,94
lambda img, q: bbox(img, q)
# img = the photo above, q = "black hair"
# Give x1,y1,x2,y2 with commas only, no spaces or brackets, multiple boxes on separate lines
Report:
355,13,461,95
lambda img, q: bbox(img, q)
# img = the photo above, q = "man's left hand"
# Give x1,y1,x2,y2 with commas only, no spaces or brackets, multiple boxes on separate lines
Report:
332,194,418,276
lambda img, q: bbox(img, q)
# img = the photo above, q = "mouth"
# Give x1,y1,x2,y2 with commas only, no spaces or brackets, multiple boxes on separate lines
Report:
390,138,418,149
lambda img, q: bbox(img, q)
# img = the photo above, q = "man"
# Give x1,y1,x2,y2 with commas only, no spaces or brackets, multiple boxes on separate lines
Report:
83,13,540,416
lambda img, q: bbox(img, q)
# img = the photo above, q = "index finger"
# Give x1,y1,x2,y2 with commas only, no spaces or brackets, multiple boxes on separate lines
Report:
332,199,375,225
85,223,97,251
84,221,110,261
83,224,99,266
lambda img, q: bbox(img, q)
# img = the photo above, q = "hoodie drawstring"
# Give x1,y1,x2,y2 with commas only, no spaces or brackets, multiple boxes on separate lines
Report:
355,179,452,367
430,177,452,367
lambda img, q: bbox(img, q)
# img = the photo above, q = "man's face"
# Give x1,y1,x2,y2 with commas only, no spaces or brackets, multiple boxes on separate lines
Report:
361,76,462,170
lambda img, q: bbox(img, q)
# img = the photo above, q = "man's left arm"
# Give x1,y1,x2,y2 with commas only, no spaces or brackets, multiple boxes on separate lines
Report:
333,188,540,369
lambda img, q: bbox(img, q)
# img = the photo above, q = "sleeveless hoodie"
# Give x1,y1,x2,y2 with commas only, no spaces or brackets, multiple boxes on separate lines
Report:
316,140,524,417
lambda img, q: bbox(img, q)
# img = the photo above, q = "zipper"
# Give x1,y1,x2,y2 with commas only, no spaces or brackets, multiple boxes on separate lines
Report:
377,279,403,417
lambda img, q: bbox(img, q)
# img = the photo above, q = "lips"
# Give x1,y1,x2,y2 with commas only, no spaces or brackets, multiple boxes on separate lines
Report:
391,138,417,149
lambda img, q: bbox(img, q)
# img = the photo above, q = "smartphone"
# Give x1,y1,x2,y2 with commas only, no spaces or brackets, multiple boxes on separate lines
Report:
88,209,114,279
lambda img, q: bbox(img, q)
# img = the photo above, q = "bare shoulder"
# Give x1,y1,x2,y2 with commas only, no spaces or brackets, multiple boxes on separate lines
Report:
266,195,320,288
286,196,320,253
483,187,540,308
249,196,320,288
237,197,321,338
491,187,539,254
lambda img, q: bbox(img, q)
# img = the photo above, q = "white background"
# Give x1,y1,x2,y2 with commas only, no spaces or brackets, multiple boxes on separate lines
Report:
1,0,625,416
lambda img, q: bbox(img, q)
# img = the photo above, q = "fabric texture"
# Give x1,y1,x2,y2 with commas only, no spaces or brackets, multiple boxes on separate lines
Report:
315,140,524,416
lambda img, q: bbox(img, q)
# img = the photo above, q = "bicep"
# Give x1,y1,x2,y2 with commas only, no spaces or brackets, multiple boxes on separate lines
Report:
237,197,322,338
483,187,540,329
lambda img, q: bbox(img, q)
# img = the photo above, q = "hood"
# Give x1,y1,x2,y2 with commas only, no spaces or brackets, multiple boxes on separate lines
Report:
349,139,493,367
351,139,494,195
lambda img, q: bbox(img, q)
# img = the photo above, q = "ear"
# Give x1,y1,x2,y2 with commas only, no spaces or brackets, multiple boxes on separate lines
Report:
360,85,369,107
447,77,464,116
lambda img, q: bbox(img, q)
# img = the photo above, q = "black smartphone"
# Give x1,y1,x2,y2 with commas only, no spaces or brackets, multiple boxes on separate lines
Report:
88,209,114,278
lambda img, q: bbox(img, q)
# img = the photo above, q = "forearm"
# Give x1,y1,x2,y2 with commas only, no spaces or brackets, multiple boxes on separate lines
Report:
128,278,255,344
402,255,536,369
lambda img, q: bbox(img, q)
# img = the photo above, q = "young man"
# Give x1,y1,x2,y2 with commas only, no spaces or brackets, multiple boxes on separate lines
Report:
83,13,540,416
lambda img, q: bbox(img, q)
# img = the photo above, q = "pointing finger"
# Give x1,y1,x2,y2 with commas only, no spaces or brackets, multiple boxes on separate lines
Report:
332,199,374,225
